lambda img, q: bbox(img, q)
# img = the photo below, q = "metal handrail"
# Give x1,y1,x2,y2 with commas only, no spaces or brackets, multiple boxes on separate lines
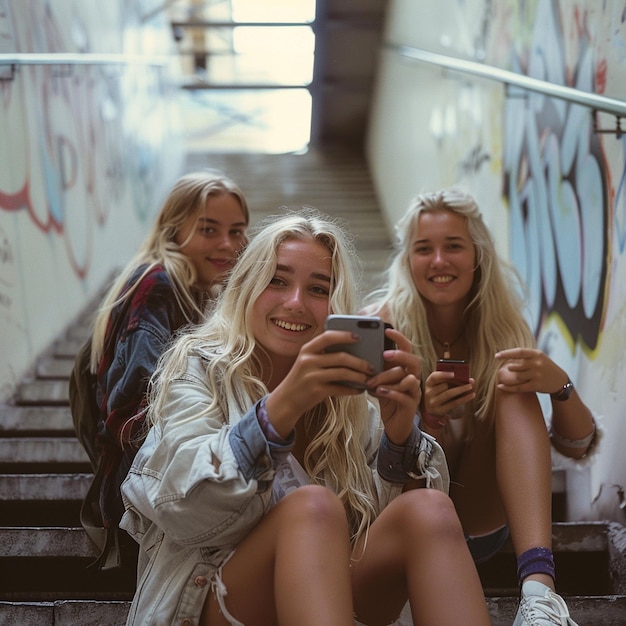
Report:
0,53,168,67
388,44,626,119
170,21,311,28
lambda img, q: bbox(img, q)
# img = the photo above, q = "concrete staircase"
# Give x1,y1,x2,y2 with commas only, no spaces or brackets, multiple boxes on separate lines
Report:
0,298,136,626
185,147,397,294
1,149,625,624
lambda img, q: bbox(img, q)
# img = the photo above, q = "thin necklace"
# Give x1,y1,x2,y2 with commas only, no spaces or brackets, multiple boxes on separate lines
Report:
432,329,465,359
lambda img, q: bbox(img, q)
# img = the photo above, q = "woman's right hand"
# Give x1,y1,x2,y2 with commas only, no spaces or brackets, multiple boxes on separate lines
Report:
422,370,475,428
264,329,377,437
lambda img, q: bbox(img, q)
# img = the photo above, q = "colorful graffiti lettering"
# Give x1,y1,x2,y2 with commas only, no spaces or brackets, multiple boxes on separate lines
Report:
502,0,609,352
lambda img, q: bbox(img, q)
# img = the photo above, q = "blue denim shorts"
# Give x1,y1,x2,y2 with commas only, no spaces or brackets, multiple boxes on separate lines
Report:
466,525,510,564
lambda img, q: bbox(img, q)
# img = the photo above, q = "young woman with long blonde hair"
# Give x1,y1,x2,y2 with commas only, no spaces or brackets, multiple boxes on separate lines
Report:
120,210,490,626
364,188,588,625
85,170,249,571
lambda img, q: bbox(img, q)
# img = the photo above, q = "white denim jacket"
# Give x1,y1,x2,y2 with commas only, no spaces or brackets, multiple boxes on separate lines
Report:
120,353,449,626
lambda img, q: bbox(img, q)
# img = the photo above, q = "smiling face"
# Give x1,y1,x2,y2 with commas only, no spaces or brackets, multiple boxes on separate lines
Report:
251,238,332,374
409,209,477,312
176,193,248,288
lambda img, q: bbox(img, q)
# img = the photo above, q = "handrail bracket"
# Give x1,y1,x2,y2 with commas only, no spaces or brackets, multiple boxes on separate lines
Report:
593,111,624,139
0,64,15,82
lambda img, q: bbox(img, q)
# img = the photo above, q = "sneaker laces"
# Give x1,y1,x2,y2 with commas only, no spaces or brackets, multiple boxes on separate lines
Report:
406,430,450,494
520,587,577,625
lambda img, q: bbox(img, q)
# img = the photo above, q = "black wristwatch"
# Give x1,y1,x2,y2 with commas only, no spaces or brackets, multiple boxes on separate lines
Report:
551,379,574,401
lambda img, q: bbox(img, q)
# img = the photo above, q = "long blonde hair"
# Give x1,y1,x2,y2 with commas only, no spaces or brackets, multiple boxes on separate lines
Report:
365,188,535,423
90,170,249,370
149,209,379,545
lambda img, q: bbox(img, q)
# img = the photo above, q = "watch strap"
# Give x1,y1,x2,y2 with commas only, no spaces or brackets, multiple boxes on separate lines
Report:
551,379,574,401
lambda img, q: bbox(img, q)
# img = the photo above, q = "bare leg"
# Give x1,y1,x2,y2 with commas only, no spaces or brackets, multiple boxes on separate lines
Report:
495,390,554,588
351,489,490,626
200,485,354,626
449,417,506,536
449,391,554,588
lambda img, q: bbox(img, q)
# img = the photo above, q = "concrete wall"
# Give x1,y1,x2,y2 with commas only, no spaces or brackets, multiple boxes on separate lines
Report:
367,0,626,524
0,1,185,400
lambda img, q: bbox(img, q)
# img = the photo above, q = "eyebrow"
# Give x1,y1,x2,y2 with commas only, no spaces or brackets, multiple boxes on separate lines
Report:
276,263,331,283
198,217,247,227
414,234,466,244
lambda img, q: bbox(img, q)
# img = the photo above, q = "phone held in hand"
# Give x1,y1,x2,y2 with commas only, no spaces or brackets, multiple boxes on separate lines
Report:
436,359,470,386
324,315,390,387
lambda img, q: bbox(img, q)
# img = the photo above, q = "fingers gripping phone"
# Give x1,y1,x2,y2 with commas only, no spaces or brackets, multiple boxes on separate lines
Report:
324,315,394,388
436,359,470,386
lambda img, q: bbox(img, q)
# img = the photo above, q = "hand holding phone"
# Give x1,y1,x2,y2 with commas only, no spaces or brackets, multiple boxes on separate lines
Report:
324,315,387,388
436,359,470,386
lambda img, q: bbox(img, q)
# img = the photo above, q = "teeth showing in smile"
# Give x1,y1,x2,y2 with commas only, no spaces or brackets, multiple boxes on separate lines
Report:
273,319,308,332
432,275,453,284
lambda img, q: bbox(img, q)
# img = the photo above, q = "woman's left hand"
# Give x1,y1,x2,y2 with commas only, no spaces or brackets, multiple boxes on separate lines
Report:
495,347,568,395
365,327,421,446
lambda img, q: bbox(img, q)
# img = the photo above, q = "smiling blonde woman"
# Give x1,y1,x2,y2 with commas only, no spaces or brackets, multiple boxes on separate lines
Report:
120,209,490,626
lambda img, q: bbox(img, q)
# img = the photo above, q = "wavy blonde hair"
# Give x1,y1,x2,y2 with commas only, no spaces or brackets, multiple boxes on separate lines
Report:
90,170,249,370
148,209,379,546
364,188,535,424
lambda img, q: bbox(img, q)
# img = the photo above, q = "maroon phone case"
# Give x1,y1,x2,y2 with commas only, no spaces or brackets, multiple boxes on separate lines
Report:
436,359,470,385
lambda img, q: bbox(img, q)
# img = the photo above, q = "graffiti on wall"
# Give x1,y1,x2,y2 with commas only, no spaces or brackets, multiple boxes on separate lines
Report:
501,0,611,354
0,2,169,280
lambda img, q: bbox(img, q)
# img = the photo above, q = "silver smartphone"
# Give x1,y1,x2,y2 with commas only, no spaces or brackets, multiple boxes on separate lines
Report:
324,315,387,387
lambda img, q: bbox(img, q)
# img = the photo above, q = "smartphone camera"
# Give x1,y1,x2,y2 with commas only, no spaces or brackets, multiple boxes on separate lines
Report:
356,319,380,329
383,322,396,351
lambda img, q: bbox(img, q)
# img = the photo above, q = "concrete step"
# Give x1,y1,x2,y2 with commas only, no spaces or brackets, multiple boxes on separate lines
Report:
0,473,90,501
0,526,96,558
52,336,88,359
1,516,618,569
0,406,73,435
13,380,71,406
0,522,622,607
0,528,137,602
35,355,75,379
1,595,625,626
0,473,91,526
477,521,626,597
0,600,131,626
0,437,89,466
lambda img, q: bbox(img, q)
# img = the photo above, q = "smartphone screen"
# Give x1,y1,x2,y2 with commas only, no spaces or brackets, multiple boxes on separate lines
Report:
436,359,470,386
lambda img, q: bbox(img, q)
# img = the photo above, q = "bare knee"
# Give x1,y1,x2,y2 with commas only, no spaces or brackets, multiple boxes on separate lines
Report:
391,489,464,541
279,485,349,533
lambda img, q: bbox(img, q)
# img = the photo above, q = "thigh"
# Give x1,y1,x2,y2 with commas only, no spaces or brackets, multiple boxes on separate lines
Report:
200,500,287,626
201,485,350,626
351,488,460,624
449,419,506,535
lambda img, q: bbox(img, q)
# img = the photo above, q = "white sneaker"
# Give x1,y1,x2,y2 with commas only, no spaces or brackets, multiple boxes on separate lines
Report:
513,580,578,625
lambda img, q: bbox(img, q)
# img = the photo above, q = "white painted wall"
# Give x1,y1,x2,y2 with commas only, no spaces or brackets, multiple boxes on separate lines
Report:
0,0,185,399
367,0,626,523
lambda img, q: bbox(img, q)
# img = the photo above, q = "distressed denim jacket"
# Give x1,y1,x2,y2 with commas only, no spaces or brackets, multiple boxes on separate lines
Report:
120,353,449,626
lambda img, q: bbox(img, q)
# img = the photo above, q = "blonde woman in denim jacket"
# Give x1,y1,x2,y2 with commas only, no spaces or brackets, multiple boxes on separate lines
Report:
120,210,491,626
